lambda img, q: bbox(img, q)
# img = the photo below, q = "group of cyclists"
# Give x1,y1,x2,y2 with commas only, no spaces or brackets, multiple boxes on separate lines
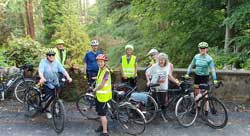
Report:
31,38,219,136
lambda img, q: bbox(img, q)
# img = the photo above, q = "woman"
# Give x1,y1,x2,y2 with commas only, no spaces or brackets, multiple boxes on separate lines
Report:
146,52,179,90
186,42,218,115
146,53,179,104
120,44,138,88
93,54,112,136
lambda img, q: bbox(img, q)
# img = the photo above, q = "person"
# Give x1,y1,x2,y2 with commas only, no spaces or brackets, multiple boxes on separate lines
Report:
147,48,175,88
185,42,218,113
120,44,138,88
54,39,67,67
38,48,72,118
83,40,102,85
146,53,179,104
147,48,159,68
93,54,112,136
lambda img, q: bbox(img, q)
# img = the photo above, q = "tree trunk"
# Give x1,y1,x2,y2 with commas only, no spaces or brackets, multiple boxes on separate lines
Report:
224,0,232,53
25,0,35,39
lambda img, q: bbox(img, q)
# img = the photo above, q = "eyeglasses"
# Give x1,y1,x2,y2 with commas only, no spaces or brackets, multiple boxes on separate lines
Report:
199,48,206,49
47,54,55,56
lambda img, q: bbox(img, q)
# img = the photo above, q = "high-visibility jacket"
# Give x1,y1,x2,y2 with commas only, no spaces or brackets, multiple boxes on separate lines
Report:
54,48,67,66
121,55,136,78
96,68,112,102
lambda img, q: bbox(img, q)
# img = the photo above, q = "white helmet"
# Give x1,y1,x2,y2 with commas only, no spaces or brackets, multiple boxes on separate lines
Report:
91,40,99,46
148,48,158,55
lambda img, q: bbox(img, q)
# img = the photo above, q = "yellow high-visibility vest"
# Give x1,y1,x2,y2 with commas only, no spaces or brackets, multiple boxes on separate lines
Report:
54,48,67,66
121,55,136,78
96,68,112,102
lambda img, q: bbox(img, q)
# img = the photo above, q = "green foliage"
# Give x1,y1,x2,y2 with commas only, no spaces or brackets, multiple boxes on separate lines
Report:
41,0,66,43
87,0,250,70
0,47,8,67
4,36,46,67
53,15,90,68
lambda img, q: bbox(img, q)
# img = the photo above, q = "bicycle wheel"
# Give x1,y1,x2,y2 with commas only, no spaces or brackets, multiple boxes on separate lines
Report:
130,93,158,124
51,99,65,133
201,96,228,129
162,96,179,121
15,78,36,103
175,95,197,127
117,102,146,135
76,93,98,119
24,86,40,117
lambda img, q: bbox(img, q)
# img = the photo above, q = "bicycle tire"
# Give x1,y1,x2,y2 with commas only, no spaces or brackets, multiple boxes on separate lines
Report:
14,78,36,103
51,99,65,133
24,86,40,117
201,96,228,129
175,95,197,127
76,93,98,120
130,93,158,124
162,96,179,121
117,102,146,135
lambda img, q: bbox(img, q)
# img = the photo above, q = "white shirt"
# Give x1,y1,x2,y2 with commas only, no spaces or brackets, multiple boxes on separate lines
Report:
146,63,170,90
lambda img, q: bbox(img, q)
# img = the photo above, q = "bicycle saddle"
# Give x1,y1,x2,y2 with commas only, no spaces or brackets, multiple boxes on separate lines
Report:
149,83,160,87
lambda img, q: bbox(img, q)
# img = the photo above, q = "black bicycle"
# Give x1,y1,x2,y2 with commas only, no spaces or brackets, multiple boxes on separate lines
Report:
76,86,146,135
175,80,228,129
24,79,66,133
0,64,35,101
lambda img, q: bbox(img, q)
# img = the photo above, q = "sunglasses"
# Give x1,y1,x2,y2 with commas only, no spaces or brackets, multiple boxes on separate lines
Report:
150,53,157,57
199,48,207,49
47,54,55,56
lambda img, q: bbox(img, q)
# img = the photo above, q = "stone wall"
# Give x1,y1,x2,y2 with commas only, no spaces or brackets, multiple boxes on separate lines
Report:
63,68,250,103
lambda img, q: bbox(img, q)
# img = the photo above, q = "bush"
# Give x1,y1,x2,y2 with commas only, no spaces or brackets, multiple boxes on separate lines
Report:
5,36,46,67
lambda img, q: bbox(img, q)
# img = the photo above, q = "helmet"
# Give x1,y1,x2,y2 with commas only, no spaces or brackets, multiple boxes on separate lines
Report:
148,48,158,55
125,44,134,50
198,42,208,48
96,54,108,61
46,48,56,55
91,40,99,46
55,39,65,45
158,53,168,60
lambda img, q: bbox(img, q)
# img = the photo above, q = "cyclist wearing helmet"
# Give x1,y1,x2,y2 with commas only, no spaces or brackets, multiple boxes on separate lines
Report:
54,39,67,67
147,48,159,67
186,42,217,110
83,40,102,85
38,48,72,118
93,54,112,136
120,44,137,87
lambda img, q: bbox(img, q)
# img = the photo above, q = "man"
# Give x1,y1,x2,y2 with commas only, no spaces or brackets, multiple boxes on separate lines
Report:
83,40,102,85
54,39,67,67
120,44,138,88
39,48,72,118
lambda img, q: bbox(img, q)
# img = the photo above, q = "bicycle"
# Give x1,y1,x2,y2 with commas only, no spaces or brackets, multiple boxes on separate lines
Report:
76,86,146,135
117,76,195,124
175,80,228,129
24,78,67,133
0,64,35,101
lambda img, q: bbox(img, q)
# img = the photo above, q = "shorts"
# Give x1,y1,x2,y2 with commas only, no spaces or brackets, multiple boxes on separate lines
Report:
194,74,209,85
95,100,108,116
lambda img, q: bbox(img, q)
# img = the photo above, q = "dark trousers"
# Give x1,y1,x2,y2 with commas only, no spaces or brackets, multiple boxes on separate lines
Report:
122,77,137,88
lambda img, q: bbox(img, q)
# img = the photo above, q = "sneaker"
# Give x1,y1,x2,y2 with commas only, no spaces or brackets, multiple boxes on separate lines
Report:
100,133,109,136
46,112,52,119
